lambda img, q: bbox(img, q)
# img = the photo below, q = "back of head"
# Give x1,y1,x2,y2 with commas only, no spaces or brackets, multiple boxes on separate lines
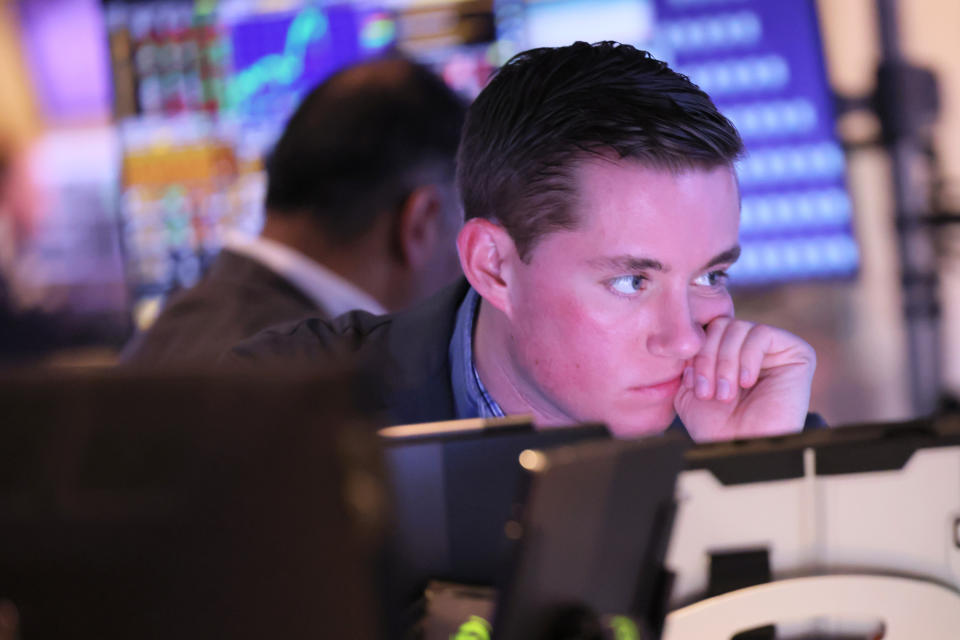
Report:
456,41,744,260
265,57,467,242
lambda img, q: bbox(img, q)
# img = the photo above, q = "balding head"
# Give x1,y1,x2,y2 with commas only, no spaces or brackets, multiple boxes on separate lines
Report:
326,57,428,94
265,57,467,243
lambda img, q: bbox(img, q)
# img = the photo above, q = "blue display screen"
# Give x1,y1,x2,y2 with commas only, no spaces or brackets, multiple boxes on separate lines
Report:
657,0,856,284
227,3,395,121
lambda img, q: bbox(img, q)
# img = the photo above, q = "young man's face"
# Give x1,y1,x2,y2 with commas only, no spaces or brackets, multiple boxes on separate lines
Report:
503,158,740,436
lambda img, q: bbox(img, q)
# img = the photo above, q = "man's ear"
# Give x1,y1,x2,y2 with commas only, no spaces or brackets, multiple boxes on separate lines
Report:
456,217,517,316
395,185,442,269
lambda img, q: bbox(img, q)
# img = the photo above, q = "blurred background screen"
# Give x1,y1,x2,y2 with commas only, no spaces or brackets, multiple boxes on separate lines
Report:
100,0,501,327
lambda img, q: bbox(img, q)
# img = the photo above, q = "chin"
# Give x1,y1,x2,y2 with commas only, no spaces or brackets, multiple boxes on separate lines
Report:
604,407,676,439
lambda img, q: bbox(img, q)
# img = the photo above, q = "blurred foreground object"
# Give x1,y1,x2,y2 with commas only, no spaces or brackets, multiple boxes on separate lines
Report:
380,417,610,598
665,414,960,638
0,368,391,639
665,574,960,640
494,436,688,640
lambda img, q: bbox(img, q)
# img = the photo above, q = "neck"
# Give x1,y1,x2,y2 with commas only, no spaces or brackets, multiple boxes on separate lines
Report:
261,211,408,311
473,298,574,427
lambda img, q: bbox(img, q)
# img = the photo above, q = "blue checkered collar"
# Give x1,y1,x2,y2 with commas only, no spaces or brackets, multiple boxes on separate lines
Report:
448,287,506,420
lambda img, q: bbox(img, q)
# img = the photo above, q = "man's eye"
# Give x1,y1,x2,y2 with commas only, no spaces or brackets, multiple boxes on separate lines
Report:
608,275,647,295
694,270,730,288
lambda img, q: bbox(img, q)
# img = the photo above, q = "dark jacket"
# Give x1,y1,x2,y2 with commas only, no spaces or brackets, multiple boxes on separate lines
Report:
230,279,471,425
124,249,321,367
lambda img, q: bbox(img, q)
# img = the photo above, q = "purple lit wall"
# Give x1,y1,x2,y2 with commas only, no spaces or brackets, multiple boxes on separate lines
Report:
17,0,112,122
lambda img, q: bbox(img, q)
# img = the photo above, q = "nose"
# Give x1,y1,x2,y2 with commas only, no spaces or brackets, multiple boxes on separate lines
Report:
646,289,706,360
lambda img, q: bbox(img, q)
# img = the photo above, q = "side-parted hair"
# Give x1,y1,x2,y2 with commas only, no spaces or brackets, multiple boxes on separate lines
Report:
266,57,467,243
456,41,744,260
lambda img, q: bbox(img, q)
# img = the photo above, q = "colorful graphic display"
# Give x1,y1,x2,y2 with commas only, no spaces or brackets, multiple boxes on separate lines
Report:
106,1,403,323
226,4,394,119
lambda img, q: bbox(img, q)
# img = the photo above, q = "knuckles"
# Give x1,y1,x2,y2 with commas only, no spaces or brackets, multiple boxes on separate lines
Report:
695,319,816,373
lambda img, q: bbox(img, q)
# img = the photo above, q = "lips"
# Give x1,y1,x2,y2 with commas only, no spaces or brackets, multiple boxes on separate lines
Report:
628,374,683,399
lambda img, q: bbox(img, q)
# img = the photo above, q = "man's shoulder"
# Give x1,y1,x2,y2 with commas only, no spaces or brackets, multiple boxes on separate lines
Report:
227,278,472,368
228,309,391,364
123,251,320,366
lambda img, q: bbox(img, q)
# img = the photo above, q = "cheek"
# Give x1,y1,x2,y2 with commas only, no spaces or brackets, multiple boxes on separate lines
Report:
511,284,624,384
514,286,583,351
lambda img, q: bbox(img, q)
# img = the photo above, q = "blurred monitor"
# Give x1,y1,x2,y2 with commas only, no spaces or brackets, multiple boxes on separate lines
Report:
380,417,609,593
493,435,688,640
0,369,389,640
106,0,402,321
669,416,960,613
496,0,655,50
223,1,397,131
103,0,497,325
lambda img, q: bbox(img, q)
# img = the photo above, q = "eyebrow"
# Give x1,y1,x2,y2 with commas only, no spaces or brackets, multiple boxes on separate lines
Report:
702,245,741,270
587,255,666,273
588,245,741,274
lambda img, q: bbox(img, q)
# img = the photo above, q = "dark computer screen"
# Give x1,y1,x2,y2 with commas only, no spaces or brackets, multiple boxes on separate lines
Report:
381,419,610,589
493,435,689,640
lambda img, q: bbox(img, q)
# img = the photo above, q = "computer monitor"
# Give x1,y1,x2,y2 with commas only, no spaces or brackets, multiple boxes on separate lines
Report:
380,417,610,592
0,368,389,640
494,435,689,640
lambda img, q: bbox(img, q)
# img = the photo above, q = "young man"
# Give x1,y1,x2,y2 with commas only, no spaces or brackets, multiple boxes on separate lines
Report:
124,57,466,367
231,42,816,441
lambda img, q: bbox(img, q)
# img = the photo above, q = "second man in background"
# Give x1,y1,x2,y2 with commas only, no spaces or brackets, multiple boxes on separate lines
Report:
124,57,466,366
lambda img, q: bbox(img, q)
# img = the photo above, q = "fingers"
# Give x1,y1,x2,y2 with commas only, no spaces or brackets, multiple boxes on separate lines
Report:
740,323,817,384
687,317,724,400
678,319,817,442
738,324,773,389
687,317,756,402
716,320,756,399
684,318,817,403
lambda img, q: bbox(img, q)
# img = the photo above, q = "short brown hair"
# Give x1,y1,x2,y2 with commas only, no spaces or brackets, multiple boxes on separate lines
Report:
456,41,744,260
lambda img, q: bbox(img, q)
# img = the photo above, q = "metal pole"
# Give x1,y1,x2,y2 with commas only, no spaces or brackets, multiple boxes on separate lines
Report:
876,0,942,415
